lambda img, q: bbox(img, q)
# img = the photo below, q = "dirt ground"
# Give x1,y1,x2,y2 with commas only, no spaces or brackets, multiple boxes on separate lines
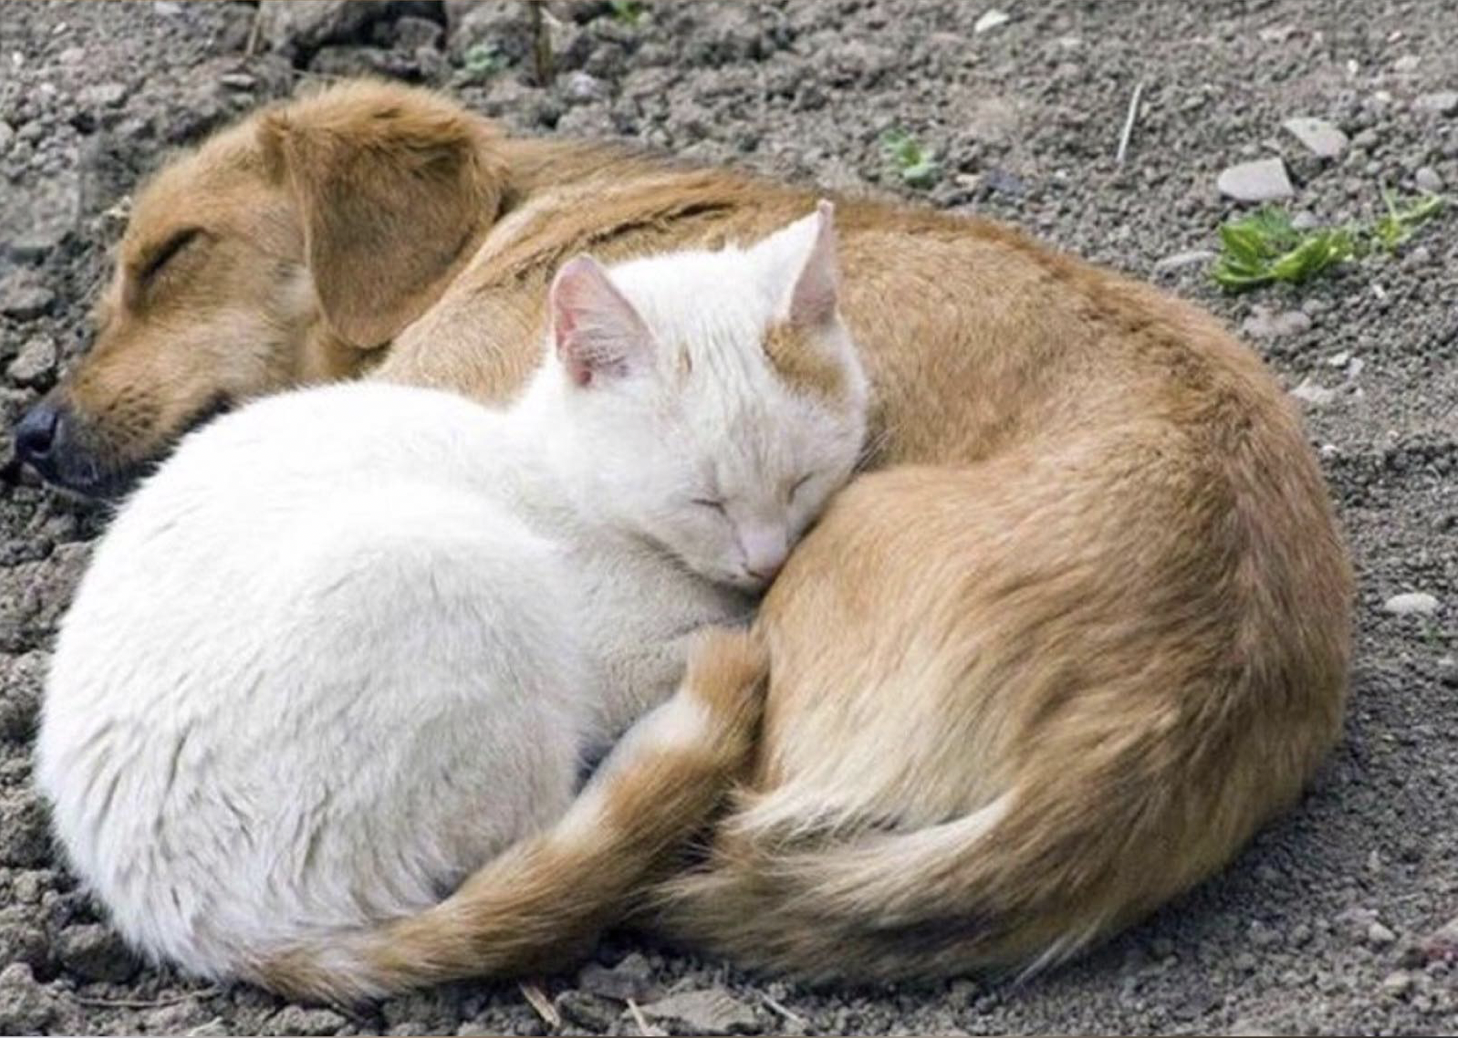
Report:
0,1,1456,1035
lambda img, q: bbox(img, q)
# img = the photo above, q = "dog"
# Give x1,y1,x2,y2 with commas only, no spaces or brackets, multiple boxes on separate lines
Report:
15,81,1352,986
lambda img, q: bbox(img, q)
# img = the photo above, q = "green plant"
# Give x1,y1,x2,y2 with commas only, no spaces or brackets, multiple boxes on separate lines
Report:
1212,207,1356,291
461,42,504,81
608,0,647,25
880,128,941,189
1372,189,1444,254
1211,190,1446,292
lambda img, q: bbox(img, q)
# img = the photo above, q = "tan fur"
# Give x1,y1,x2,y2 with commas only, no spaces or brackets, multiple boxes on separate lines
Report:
44,81,1351,990
253,629,767,1004
762,322,845,401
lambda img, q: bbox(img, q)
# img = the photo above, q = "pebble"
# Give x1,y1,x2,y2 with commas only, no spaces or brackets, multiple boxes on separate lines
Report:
554,990,621,1033
1248,920,1281,948
263,1005,348,1035
0,272,56,320
56,923,140,982
1351,127,1380,151
639,988,760,1035
1243,308,1312,340
218,72,257,91
153,0,183,13
1289,378,1336,407
1381,970,1413,996
0,963,57,1035
0,792,50,867
1413,91,1458,116
973,9,1011,33
7,335,57,387
564,70,609,104
1153,249,1216,273
1393,54,1421,73
1283,117,1348,158
578,951,659,1001
79,81,127,108
1414,166,1443,193
0,121,13,154
1368,921,1398,947
1383,592,1440,616
1217,157,1293,201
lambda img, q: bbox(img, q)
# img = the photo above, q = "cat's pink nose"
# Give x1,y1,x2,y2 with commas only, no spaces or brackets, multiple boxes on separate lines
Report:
741,524,788,583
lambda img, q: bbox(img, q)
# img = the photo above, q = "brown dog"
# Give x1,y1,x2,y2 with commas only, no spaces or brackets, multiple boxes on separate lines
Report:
17,82,1351,993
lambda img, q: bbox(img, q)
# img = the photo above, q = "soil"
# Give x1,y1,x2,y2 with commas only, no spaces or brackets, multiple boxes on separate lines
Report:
0,1,1455,1035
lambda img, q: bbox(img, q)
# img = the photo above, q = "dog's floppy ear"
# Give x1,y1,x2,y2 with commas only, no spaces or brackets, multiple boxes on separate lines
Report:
258,82,508,349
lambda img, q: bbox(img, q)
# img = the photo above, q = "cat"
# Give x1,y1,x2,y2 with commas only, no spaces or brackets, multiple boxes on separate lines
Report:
36,201,868,1000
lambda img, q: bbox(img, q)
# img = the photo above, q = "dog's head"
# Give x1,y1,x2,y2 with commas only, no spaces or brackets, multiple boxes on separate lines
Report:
14,81,505,497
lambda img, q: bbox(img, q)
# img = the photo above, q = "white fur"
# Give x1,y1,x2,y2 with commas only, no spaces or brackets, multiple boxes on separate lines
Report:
36,207,866,980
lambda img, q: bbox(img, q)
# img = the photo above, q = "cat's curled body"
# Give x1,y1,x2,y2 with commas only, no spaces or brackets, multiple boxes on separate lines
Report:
38,204,867,995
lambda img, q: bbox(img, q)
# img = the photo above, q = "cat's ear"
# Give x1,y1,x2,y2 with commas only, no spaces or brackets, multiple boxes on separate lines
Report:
778,199,839,331
549,255,652,388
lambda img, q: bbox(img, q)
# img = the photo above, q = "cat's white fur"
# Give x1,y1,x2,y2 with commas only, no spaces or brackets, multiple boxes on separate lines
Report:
37,204,866,981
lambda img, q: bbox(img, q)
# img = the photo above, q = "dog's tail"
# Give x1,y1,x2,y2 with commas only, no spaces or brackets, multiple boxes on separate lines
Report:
251,629,766,1004
645,729,1294,983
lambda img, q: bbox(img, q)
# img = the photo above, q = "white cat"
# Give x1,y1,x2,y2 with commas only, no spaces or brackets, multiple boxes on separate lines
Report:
36,202,867,1000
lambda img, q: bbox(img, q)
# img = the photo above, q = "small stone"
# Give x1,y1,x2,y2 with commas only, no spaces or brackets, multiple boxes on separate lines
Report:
1414,166,1443,193
7,335,57,387
1326,351,1351,367
1218,157,1293,202
973,9,1010,33
0,272,55,320
0,121,13,154
0,909,48,971
1244,308,1312,340
554,990,621,1033
1152,249,1216,273
80,81,127,108
1248,920,1281,948
1383,592,1440,616
57,923,140,982
0,792,50,867
1393,54,1421,73
0,963,57,1035
1234,951,1258,972
263,1005,348,1035
639,988,760,1035
1413,91,1458,116
153,0,183,12
1381,970,1413,996
1404,245,1434,270
218,71,256,90
1289,378,1336,407
564,70,608,104
392,15,443,51
1368,921,1398,947
578,951,659,1001
1283,117,1348,158
1291,210,1320,230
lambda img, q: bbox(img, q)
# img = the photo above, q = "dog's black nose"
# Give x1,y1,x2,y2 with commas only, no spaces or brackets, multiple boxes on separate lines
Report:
14,399,65,468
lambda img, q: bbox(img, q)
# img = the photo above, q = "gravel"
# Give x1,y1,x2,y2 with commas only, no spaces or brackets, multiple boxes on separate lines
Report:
0,1,1455,1035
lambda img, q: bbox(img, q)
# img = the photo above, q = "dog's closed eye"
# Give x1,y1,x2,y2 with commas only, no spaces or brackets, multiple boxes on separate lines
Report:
138,227,204,284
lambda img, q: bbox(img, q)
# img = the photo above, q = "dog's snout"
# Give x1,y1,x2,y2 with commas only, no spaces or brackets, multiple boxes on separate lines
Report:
14,399,65,468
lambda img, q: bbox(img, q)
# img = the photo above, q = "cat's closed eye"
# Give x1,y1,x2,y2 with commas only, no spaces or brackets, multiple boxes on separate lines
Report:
692,497,727,514
787,474,814,501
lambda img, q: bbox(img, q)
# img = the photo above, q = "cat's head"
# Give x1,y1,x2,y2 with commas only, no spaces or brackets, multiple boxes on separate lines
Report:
538,200,868,592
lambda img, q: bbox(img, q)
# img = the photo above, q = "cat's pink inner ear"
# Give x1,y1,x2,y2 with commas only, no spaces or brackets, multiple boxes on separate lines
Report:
788,200,839,330
549,255,651,387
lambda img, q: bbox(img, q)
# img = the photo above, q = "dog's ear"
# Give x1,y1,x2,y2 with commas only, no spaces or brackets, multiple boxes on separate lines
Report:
258,82,508,349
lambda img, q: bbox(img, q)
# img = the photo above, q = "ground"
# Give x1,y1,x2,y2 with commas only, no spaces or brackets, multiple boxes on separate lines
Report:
0,1,1455,1035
